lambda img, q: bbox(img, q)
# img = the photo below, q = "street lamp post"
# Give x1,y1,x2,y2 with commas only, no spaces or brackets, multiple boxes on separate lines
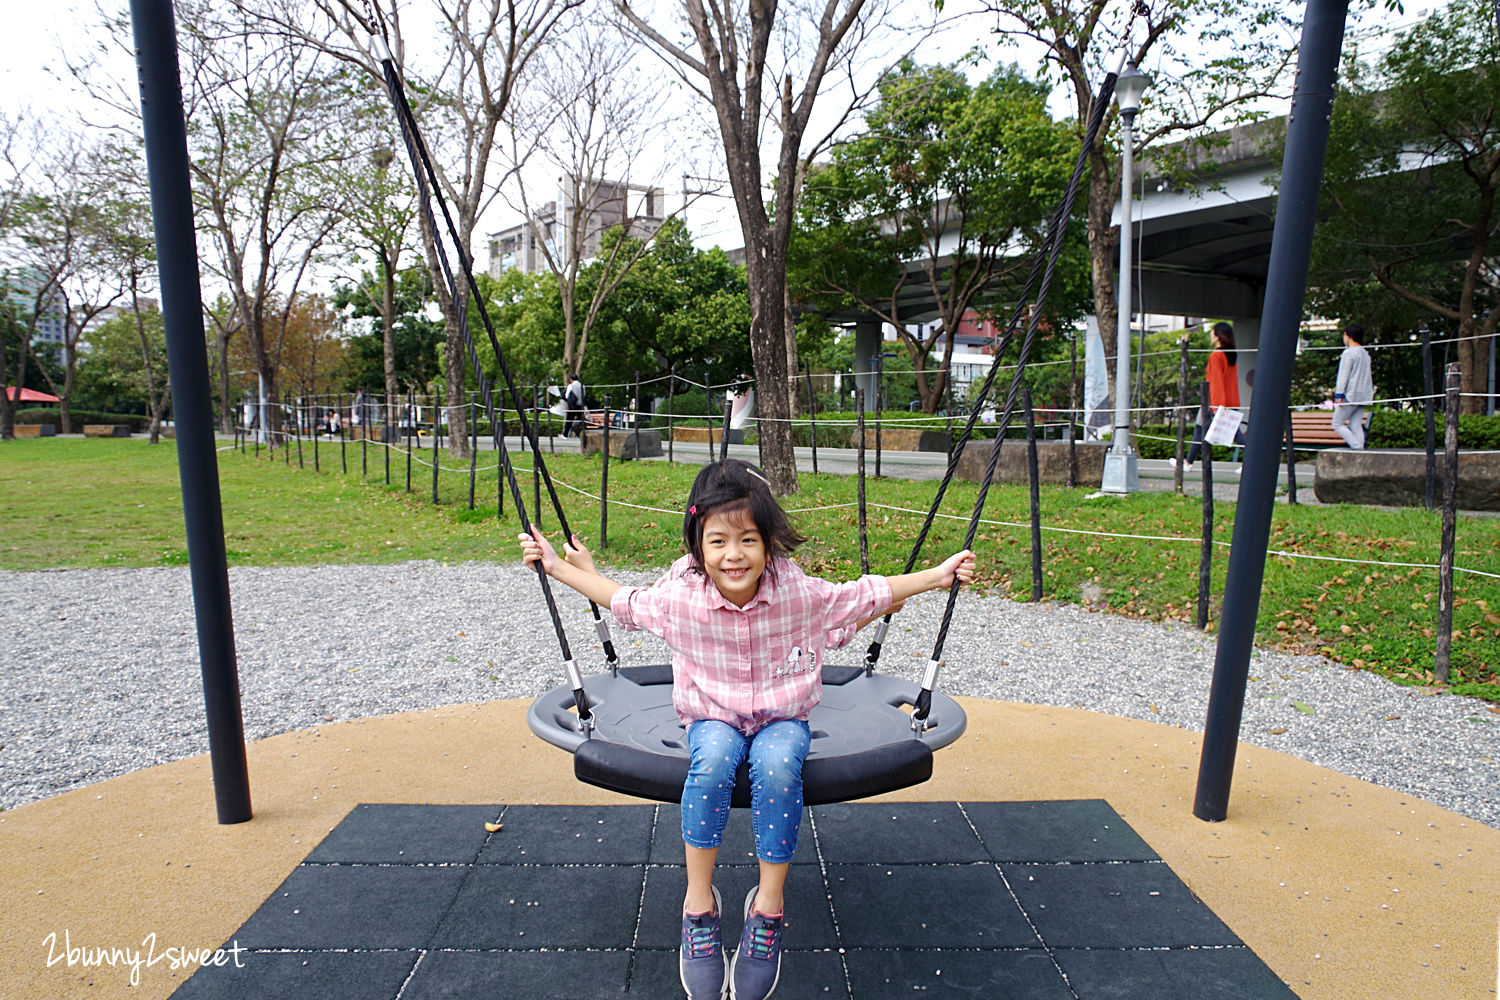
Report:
1102,60,1151,494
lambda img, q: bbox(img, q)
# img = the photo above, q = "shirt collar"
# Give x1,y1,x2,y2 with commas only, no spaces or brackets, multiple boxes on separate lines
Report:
700,557,782,612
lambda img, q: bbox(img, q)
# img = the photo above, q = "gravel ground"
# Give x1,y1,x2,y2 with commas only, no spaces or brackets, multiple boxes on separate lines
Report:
2,561,1495,827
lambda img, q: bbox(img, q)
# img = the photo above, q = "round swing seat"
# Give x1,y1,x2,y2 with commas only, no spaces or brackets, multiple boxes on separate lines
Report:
526,664,967,806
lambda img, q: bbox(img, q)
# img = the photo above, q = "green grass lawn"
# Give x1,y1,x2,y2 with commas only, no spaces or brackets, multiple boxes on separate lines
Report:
4,436,1497,700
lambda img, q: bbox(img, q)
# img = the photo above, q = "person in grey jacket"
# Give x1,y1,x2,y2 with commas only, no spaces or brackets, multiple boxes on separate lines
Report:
1332,323,1375,448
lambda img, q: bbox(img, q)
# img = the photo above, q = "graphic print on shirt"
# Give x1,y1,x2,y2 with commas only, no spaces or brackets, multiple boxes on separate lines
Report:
772,639,815,678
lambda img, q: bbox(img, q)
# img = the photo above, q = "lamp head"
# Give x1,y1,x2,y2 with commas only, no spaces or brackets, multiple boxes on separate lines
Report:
1115,61,1151,116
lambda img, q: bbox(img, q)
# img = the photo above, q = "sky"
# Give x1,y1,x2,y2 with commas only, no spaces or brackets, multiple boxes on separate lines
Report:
0,0,1455,257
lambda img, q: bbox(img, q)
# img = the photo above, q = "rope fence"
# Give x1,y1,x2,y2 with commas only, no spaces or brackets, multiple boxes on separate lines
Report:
225,376,1496,690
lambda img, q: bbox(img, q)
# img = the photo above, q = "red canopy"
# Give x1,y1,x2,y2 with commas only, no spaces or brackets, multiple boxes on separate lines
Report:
5,386,61,403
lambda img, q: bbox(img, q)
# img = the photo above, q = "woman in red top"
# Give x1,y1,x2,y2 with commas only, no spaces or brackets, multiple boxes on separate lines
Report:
1181,321,1246,467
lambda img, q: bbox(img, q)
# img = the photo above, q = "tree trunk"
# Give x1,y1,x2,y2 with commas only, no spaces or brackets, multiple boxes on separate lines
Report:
745,243,798,495
1087,144,1120,379
0,327,14,439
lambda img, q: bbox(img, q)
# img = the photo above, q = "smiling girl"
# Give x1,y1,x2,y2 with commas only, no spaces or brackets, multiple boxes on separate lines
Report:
519,459,974,1000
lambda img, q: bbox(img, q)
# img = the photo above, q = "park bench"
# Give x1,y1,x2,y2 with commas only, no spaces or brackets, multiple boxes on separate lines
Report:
83,424,131,437
13,424,57,437
1287,410,1346,450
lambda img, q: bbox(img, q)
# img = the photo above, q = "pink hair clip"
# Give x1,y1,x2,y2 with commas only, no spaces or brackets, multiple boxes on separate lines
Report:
688,504,698,516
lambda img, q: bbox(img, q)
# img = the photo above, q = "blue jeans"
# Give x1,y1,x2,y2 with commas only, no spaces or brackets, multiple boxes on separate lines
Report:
681,719,811,864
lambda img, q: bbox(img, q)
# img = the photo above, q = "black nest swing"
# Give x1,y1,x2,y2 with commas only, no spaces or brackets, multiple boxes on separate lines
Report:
527,663,968,806
372,23,1117,807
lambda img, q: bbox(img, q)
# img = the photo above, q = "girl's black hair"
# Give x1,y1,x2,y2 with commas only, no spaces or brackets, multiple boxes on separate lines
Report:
682,459,805,576
1212,321,1238,367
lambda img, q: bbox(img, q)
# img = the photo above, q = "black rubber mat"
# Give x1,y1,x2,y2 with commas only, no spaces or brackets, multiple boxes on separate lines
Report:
172,800,1297,999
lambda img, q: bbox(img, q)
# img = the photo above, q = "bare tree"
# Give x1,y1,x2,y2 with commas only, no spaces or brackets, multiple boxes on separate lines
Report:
0,109,40,439
504,16,685,377
239,0,584,455
6,129,134,434
178,6,354,445
612,0,923,493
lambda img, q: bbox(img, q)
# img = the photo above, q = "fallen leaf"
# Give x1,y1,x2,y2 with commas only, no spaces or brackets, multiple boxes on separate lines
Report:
1293,701,1315,715
1268,726,1288,735
484,822,504,833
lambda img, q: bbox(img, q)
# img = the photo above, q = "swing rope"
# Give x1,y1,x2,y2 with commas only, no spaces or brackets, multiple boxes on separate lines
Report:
371,30,616,723
889,66,1124,728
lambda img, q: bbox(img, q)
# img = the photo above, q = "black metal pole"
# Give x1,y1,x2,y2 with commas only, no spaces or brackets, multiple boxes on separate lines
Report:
1435,363,1460,683
340,393,348,475
1195,0,1349,823
405,390,413,492
432,393,441,505
130,0,250,824
1422,324,1436,511
469,393,478,510
633,371,641,459
313,395,320,472
293,394,302,468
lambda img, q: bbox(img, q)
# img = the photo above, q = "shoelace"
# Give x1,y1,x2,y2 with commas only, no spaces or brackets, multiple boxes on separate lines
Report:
741,916,781,961
683,919,720,960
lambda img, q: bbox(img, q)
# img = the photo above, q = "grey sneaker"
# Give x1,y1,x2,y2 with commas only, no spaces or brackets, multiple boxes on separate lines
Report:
730,888,783,1000
680,885,728,1000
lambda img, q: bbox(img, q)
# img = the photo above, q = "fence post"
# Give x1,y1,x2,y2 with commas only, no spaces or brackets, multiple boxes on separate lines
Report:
339,393,348,475
469,394,478,510
432,394,441,505
666,365,676,463
1435,363,1460,683
312,396,321,472
1284,408,1298,504
719,386,732,462
804,360,819,475
533,390,543,529
1197,382,1214,630
1024,387,1043,602
405,390,413,492
856,389,869,576
1422,324,1436,511
1175,336,1189,492
1068,327,1078,488
874,353,884,478
600,395,611,549
633,371,641,460
706,370,715,458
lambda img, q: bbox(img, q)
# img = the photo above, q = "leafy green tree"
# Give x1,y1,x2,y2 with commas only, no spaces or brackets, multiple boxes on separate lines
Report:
585,219,753,408
1306,0,1499,412
467,269,566,399
790,60,1084,413
334,266,444,401
76,306,169,432
973,0,1296,399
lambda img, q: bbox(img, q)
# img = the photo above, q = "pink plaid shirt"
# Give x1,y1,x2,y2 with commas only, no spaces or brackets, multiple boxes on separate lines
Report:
611,555,892,736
